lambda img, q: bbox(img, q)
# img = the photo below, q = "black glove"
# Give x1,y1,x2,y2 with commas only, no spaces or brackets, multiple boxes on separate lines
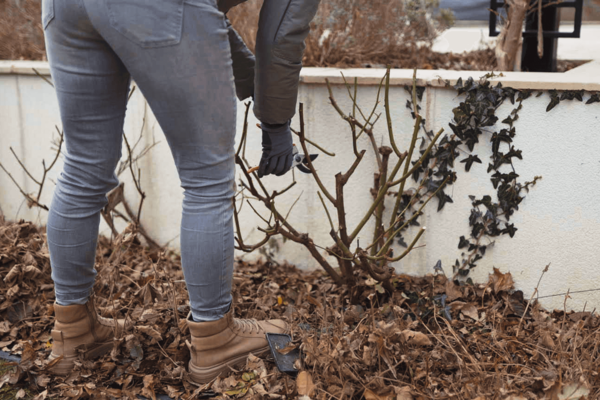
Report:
258,120,294,178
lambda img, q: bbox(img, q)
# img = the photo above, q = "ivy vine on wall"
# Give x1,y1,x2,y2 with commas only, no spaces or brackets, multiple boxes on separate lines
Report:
393,75,597,279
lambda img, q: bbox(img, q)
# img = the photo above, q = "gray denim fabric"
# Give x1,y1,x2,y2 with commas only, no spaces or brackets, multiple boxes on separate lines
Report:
43,0,236,321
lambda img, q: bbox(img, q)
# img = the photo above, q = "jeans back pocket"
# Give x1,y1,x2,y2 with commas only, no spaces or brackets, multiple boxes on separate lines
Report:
106,0,185,48
42,0,55,30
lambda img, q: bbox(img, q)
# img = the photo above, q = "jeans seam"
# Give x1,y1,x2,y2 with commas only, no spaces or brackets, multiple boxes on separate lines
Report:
218,199,226,318
47,237,96,248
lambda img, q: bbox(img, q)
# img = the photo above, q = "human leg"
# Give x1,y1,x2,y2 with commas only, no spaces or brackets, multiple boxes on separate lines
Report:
43,0,130,306
79,0,288,382
42,0,132,373
83,0,238,322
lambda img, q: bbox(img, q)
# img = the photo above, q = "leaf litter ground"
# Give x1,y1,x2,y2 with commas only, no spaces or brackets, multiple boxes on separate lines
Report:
0,218,596,399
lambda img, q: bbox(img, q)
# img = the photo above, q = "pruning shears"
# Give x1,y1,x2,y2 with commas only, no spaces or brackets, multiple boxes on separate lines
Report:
291,144,318,174
247,145,318,175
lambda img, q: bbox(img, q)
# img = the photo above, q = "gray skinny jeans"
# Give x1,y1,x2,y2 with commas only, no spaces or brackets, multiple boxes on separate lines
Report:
43,0,236,321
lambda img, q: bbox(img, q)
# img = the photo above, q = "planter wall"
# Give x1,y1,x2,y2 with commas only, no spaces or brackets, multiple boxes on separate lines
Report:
1,60,600,311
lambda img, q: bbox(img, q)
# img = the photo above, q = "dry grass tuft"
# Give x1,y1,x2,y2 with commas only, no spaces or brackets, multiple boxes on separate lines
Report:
0,0,46,61
0,0,581,72
228,0,455,68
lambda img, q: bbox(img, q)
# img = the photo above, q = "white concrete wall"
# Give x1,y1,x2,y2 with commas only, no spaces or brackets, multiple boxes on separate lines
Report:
2,61,600,312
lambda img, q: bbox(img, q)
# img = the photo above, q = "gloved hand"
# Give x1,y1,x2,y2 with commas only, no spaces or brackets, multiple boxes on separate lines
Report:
258,120,294,178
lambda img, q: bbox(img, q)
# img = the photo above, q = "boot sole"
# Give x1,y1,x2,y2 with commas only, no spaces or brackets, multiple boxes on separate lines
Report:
48,340,115,375
188,345,270,384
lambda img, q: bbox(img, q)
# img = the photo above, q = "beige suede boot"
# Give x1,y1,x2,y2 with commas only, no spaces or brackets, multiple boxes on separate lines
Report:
48,295,130,375
186,306,289,384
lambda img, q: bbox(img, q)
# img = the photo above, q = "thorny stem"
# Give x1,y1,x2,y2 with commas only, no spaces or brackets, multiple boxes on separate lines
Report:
317,191,334,231
290,127,336,156
284,190,303,222
235,71,447,289
10,147,40,185
326,78,383,169
236,102,251,157
411,68,420,119
32,67,54,87
356,76,385,141
377,176,450,258
371,147,392,257
348,153,405,244
386,227,425,262
384,66,404,159
123,133,146,224
388,128,443,188
1,127,64,212
335,172,354,284
364,181,424,253
389,112,422,226
0,162,48,211
234,143,343,285
233,198,274,252
298,103,335,204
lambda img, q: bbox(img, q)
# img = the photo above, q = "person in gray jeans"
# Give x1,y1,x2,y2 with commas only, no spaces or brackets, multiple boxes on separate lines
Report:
42,0,319,383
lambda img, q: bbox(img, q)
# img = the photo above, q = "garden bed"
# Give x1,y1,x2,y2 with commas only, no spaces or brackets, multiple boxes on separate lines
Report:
0,217,596,399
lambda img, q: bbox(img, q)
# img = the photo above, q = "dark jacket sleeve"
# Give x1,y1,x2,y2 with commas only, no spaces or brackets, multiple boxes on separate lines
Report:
225,18,255,101
253,0,321,125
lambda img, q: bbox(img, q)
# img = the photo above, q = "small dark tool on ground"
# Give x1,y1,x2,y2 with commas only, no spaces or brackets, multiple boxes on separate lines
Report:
247,145,318,175
265,333,301,375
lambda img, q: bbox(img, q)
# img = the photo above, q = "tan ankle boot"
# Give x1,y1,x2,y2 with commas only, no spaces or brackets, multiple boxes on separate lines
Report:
186,306,289,383
48,295,130,375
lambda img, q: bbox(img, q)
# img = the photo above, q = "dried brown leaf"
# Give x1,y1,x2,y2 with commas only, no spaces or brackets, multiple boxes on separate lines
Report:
296,371,316,397
400,330,432,347
364,388,395,400
489,267,515,294
445,280,463,302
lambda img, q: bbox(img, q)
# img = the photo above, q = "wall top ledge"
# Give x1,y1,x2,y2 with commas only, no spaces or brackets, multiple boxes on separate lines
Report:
2,59,599,91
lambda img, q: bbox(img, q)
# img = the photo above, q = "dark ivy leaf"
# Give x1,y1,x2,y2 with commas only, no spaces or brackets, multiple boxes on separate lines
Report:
546,90,560,112
460,155,482,172
469,208,481,226
586,93,600,104
458,236,469,249
436,192,454,211
560,90,584,102
416,86,425,102
517,89,532,101
502,223,518,238
433,260,443,273
472,222,485,238
397,235,408,248
453,77,463,91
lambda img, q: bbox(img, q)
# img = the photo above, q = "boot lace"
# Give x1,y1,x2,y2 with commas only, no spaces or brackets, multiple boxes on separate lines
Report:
235,318,263,334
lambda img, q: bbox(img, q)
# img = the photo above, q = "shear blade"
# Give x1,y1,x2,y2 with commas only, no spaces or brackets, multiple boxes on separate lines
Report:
296,164,312,174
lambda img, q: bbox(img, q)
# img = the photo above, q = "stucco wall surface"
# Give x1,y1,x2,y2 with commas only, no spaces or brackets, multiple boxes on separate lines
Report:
1,61,600,312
